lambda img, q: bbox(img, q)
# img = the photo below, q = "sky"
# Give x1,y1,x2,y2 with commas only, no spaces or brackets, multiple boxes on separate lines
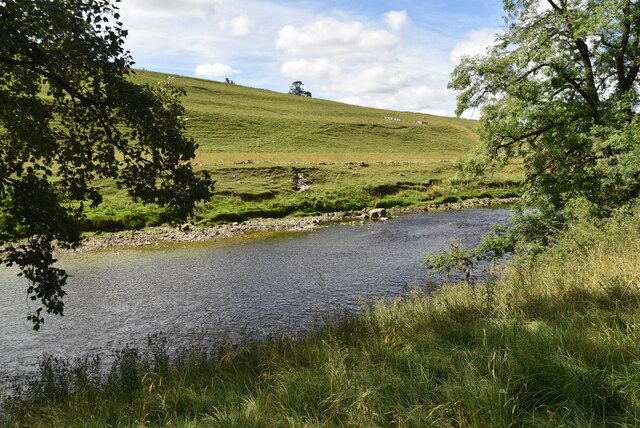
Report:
117,0,506,118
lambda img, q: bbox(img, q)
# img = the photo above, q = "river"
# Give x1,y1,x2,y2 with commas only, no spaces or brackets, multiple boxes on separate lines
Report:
0,208,511,381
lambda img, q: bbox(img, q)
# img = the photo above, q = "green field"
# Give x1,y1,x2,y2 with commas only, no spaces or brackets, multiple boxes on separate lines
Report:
130,70,480,164
87,70,521,230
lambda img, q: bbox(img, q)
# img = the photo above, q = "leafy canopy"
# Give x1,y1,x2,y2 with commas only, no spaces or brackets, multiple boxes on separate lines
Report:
288,81,312,98
451,0,640,212
0,0,214,329
427,0,640,275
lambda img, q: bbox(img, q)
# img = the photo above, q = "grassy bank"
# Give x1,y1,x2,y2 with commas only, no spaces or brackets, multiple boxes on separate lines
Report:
81,70,522,231
4,208,640,426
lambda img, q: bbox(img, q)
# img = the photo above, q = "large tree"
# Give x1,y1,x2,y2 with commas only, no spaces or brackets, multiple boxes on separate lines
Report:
451,0,640,215
0,0,214,329
427,0,640,274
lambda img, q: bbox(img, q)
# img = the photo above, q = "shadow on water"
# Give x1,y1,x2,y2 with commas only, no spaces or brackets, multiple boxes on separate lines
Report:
0,208,511,384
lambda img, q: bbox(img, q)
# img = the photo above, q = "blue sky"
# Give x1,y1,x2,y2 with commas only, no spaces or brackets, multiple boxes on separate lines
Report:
118,0,506,117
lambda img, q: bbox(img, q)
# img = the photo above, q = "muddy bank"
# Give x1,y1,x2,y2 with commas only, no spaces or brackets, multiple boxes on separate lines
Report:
66,197,518,253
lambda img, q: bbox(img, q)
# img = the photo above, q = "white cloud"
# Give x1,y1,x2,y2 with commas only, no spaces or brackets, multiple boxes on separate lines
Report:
119,0,502,117
281,61,411,96
281,59,341,80
276,18,399,62
330,67,410,94
535,0,553,13
385,10,409,31
340,85,456,116
275,14,460,115
119,0,219,20
449,28,499,64
195,63,241,79
220,14,252,37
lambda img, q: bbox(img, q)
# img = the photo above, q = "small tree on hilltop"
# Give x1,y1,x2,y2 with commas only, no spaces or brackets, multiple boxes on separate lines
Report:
288,81,312,97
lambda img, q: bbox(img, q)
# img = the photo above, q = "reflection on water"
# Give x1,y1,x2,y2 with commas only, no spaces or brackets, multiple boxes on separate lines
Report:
0,208,511,380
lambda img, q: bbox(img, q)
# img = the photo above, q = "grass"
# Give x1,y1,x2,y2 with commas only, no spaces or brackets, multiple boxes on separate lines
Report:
4,206,640,427
82,70,523,231
129,70,479,164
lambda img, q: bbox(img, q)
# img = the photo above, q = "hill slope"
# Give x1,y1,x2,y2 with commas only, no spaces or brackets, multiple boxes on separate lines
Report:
130,70,480,164
89,70,521,229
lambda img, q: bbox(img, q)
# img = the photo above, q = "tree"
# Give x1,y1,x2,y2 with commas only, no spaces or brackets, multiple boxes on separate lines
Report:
225,77,235,84
427,0,640,274
0,0,214,329
451,0,640,215
288,81,312,97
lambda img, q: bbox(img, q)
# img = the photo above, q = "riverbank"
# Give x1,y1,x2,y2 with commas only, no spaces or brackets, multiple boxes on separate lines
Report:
70,69,525,233
68,197,518,253
4,202,639,427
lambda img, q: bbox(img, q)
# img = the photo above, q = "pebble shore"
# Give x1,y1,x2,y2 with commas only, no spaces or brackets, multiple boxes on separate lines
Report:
64,198,518,254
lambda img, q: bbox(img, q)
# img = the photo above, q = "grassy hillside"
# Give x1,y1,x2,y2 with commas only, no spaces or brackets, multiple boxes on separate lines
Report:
130,70,479,164
87,70,522,230
6,204,639,427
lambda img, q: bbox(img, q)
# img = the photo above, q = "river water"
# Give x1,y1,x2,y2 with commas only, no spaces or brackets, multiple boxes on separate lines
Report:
0,208,510,380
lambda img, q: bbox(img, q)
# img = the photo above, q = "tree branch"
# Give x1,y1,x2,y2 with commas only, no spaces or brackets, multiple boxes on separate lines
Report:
547,0,600,108
0,55,92,106
513,62,549,83
617,0,632,91
546,0,562,12
554,65,598,111
0,54,153,170
495,121,564,151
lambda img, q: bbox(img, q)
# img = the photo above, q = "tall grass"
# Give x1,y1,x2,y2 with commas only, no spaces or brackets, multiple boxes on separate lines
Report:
5,209,639,427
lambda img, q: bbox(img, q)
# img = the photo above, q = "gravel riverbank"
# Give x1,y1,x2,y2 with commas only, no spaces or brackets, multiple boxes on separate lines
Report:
64,198,518,253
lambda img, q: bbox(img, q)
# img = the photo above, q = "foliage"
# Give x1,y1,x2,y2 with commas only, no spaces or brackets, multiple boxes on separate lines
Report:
5,207,640,426
0,0,213,329
440,0,640,274
288,80,312,97
451,0,640,213
423,241,479,281
425,198,564,278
